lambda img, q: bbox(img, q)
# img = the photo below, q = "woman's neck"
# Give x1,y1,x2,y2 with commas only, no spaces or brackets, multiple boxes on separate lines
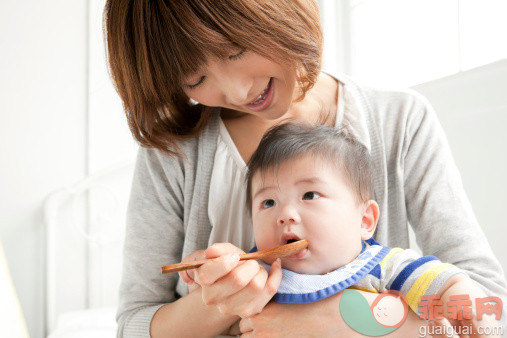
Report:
220,72,339,164
287,72,338,127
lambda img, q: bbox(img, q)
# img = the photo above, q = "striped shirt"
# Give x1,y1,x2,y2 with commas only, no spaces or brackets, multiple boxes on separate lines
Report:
266,238,461,313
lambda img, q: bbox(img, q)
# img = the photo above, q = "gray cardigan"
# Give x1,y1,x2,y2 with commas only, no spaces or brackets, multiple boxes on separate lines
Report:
117,75,507,337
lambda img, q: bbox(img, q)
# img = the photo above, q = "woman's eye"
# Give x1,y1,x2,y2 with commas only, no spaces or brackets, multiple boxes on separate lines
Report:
229,49,245,61
186,76,206,89
302,192,321,200
261,199,276,209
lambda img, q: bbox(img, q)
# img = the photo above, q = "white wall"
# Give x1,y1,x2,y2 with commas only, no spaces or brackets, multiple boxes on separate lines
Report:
413,60,507,274
0,1,137,336
0,1,87,337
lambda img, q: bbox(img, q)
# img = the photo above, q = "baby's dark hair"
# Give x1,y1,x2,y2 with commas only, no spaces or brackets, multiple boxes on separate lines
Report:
246,121,374,208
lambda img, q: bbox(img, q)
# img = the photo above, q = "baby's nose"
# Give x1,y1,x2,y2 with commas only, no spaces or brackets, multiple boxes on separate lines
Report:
278,217,296,225
277,207,301,226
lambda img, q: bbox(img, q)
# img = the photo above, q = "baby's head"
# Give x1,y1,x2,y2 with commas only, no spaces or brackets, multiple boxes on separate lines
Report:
246,122,379,275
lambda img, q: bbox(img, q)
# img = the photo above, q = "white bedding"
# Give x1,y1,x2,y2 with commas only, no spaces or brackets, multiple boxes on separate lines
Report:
47,308,116,338
44,161,135,337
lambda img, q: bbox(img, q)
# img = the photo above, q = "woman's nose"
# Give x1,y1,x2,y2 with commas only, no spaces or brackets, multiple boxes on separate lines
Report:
277,206,301,226
215,67,253,106
222,78,253,106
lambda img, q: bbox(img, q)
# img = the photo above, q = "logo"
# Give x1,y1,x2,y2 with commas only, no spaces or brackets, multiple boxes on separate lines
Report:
418,294,503,321
340,289,409,336
341,290,504,337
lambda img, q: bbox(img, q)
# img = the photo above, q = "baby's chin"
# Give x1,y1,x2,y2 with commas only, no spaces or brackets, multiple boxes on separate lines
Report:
285,257,354,275
282,260,330,275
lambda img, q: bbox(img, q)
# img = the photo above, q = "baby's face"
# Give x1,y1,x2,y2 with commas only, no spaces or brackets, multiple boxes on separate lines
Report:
251,156,367,275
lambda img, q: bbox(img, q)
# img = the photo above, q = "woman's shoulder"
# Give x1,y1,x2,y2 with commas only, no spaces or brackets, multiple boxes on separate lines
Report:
137,111,221,173
333,74,437,141
338,74,423,106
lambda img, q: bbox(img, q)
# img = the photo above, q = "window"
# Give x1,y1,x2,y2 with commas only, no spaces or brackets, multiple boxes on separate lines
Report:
320,0,507,87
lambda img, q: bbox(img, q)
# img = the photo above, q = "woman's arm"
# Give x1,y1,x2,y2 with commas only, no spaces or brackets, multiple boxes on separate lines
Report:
401,92,507,324
239,290,428,337
117,148,240,337
116,147,185,336
151,289,239,337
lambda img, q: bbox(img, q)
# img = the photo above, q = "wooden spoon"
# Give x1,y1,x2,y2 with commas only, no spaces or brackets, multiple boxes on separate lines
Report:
161,239,309,274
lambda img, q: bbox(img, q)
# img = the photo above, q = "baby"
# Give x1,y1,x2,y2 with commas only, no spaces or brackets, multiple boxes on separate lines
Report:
182,122,499,334
245,122,459,306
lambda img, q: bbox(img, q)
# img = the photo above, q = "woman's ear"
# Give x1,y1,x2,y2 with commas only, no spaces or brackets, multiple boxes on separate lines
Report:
361,200,379,240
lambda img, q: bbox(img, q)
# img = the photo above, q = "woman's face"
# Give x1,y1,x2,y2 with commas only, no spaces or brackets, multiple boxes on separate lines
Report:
182,49,298,120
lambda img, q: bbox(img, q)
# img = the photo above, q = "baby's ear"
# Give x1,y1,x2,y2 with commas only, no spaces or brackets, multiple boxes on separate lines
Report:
361,200,379,240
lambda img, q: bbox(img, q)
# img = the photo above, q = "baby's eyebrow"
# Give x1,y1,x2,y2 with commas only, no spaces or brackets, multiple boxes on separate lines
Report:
252,185,276,200
252,177,324,200
294,177,324,185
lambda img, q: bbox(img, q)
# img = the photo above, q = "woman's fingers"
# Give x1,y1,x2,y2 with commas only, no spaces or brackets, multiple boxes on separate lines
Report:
197,253,241,286
233,259,282,318
215,260,261,292
178,269,194,285
205,242,245,259
239,316,253,334
200,257,282,316
217,258,283,318
265,258,283,295
200,258,259,307
178,249,206,285
216,263,267,315
196,243,283,319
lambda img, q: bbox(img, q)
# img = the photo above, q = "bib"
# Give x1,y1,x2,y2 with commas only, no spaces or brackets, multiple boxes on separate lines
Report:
254,238,390,303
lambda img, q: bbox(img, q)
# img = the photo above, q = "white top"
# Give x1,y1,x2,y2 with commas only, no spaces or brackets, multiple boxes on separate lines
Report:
207,118,255,251
208,81,347,250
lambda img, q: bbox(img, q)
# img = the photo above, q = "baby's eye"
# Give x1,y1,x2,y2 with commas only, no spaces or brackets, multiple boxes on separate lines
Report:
261,199,276,209
302,191,321,200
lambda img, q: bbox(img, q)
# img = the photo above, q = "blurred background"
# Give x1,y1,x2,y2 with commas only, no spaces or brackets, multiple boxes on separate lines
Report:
0,0,506,337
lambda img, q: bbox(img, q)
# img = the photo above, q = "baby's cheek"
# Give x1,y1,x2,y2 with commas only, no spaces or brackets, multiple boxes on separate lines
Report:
262,258,276,265
256,231,277,250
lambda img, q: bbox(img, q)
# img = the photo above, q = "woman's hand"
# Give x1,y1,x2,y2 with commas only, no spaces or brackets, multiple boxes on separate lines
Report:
194,242,283,319
239,290,428,337
178,249,206,293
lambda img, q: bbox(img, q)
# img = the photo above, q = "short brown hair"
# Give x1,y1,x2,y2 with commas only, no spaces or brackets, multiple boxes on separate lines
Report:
246,122,374,208
103,0,322,156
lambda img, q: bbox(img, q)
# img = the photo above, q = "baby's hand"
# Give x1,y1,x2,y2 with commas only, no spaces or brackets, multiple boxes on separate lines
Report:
197,243,283,318
178,249,206,293
440,273,502,337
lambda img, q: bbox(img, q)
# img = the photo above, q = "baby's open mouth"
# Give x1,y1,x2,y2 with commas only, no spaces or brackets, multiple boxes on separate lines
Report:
281,233,302,245
280,234,308,259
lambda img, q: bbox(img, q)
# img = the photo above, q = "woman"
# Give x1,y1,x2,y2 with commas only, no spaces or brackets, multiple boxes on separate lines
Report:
104,0,507,336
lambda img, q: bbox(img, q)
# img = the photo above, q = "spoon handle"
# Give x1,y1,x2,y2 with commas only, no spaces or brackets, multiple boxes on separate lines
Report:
161,240,308,274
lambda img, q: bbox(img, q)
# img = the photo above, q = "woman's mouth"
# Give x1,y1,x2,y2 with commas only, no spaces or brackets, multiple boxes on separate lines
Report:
245,78,274,112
